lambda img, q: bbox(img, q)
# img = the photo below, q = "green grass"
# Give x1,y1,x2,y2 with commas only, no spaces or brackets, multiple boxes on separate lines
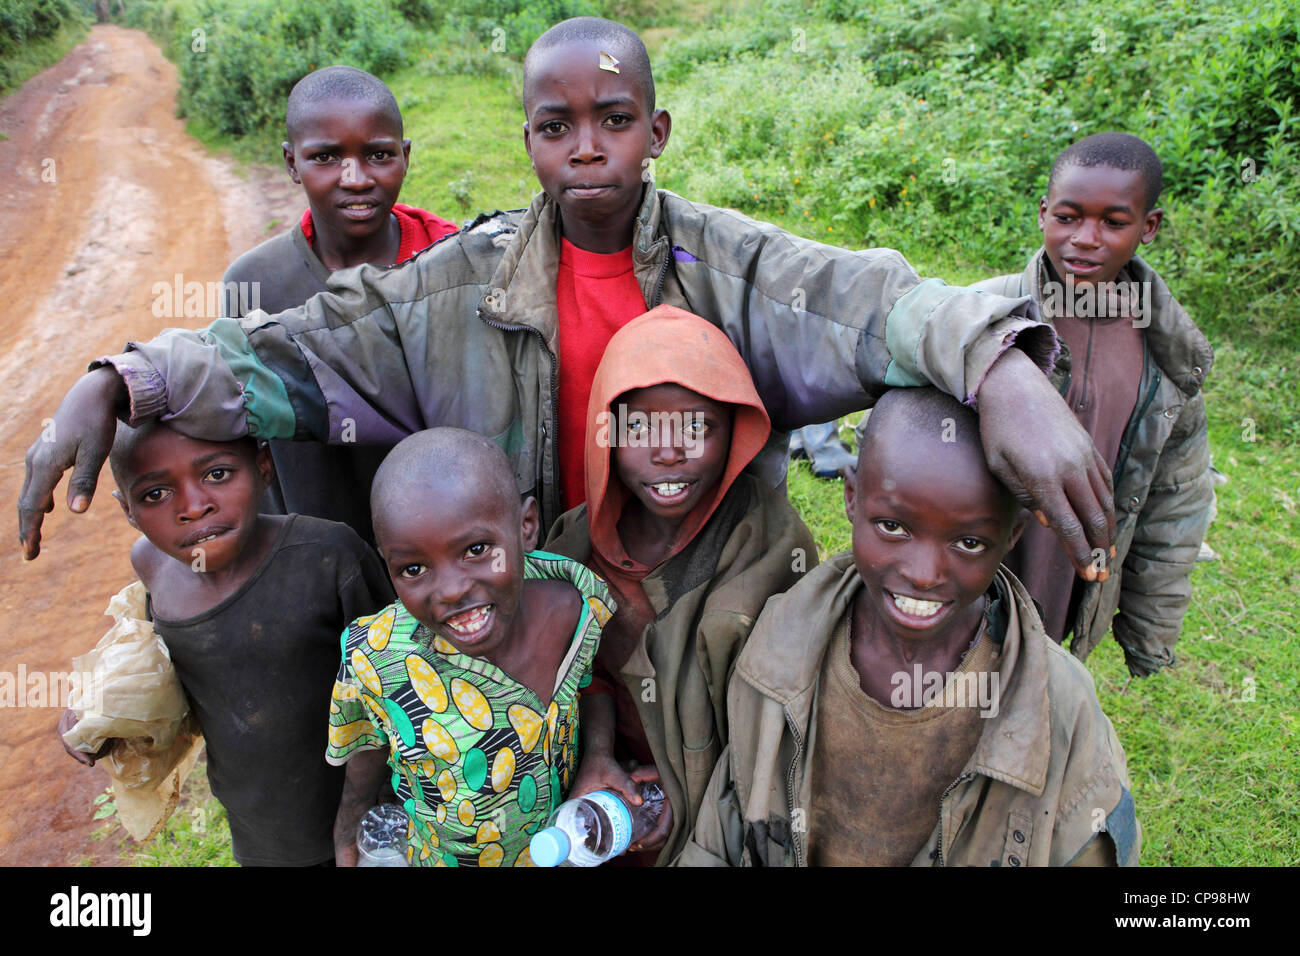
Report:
0,21,90,100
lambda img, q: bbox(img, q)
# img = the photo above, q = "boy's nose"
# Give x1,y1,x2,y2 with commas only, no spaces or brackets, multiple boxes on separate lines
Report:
649,426,687,464
176,488,216,522
570,124,604,165
1071,219,1102,246
429,568,475,612
339,157,374,188
898,545,944,592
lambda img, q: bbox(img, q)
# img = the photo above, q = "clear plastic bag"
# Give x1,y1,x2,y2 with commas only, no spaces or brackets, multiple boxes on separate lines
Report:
61,581,204,841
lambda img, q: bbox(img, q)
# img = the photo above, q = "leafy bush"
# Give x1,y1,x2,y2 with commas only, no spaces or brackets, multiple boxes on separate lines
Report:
0,0,89,92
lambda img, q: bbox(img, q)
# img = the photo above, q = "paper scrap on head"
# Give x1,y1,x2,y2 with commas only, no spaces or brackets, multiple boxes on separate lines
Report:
599,50,620,73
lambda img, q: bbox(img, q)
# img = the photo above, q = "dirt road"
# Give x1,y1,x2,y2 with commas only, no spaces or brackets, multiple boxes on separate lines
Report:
0,25,299,865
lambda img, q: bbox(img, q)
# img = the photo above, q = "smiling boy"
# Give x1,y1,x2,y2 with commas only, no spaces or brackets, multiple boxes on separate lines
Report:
25,18,1116,603
682,388,1139,867
221,66,458,544
328,428,613,867
546,306,815,865
60,422,394,866
974,132,1213,676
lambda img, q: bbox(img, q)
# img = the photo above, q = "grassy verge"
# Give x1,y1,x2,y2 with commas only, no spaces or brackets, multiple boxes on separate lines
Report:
0,21,90,101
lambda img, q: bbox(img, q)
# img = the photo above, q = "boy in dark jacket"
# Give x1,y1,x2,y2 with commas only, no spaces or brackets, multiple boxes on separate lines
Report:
22,18,1116,596
973,132,1213,677
682,388,1139,867
221,66,458,544
546,306,815,864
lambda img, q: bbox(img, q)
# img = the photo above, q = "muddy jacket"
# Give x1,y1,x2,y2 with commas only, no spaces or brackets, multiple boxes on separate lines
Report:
679,553,1140,867
973,251,1214,676
97,186,1052,529
545,474,817,864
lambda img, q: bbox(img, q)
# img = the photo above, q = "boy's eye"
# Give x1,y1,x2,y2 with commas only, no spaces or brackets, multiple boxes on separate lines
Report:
140,488,170,504
538,120,567,135
685,419,709,436
369,150,393,162
397,564,426,579
466,543,491,558
311,152,336,163
874,519,907,538
603,113,632,128
1054,214,1075,223
205,467,232,482
954,537,987,554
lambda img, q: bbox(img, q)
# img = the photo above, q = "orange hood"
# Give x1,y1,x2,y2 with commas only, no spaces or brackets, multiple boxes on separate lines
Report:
585,305,772,567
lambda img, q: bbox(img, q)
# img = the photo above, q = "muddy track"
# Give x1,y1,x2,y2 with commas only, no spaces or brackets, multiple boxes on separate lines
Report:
0,24,300,865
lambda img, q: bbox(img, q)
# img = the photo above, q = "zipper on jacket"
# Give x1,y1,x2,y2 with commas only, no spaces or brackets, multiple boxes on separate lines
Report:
784,712,807,867
478,313,561,524
934,771,974,867
1113,350,1161,492
649,246,670,308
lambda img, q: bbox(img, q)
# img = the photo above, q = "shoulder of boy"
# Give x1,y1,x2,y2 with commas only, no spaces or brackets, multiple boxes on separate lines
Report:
221,229,298,286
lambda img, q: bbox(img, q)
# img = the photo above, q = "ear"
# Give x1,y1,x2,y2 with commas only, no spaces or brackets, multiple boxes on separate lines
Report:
1007,509,1030,551
842,464,858,526
522,120,534,169
1037,195,1048,233
254,442,275,491
649,108,671,159
283,142,301,184
113,490,139,531
1140,206,1163,244
519,495,541,553
401,138,412,167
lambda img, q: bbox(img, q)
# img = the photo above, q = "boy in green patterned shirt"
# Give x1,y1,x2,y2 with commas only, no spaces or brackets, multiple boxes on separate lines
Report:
328,428,613,866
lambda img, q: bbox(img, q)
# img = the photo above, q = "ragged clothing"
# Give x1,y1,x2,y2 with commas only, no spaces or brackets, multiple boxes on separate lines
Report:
221,204,458,544
680,553,1140,867
97,184,1055,531
544,305,817,864
326,551,613,867
974,250,1214,675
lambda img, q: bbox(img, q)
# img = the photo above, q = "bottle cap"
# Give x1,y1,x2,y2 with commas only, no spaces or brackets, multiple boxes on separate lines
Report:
529,827,571,868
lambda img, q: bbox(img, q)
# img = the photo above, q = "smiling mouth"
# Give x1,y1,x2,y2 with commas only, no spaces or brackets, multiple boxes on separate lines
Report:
889,591,946,619
646,480,693,504
444,604,494,641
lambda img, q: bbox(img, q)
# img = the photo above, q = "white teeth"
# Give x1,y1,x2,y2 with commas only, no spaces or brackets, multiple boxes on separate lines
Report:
196,534,218,544
448,605,492,636
891,592,944,618
651,482,688,496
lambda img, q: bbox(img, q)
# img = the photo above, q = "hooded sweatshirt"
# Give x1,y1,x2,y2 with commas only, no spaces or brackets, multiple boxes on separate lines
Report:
545,304,817,863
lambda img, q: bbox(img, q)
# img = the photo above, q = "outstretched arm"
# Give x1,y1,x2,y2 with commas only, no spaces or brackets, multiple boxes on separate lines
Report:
665,197,1114,576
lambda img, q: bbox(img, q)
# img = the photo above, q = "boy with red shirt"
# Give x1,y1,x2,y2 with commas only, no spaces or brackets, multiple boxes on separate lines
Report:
221,66,457,542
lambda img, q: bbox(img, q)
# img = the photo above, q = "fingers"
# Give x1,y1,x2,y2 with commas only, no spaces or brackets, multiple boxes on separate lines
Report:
1089,446,1118,549
18,441,59,561
66,437,108,514
630,800,674,853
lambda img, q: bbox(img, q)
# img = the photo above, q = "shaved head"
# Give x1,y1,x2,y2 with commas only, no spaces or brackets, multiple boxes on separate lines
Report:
370,428,521,546
522,17,655,113
858,387,1017,516
285,65,403,143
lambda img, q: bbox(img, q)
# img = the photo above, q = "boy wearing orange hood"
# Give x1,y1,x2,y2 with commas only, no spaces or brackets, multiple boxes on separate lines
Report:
545,305,816,865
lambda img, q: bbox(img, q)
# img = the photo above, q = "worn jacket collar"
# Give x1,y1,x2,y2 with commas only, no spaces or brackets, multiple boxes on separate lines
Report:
475,186,669,347
734,552,1054,796
1025,248,1213,398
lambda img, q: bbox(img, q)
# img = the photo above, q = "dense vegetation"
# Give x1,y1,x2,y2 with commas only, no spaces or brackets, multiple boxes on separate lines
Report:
0,0,91,95
28,0,1297,866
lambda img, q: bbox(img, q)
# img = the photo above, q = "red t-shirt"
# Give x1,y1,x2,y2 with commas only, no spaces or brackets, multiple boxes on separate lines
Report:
555,238,648,511
300,202,458,264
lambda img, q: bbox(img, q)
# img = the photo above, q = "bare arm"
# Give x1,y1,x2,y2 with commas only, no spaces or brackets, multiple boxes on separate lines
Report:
333,748,389,867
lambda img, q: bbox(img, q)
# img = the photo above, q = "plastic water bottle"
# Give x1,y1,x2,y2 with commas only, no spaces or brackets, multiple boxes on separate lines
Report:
530,782,665,867
356,803,408,867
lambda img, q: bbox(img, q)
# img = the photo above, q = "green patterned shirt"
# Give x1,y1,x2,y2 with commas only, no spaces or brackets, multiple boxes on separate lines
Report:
327,551,613,867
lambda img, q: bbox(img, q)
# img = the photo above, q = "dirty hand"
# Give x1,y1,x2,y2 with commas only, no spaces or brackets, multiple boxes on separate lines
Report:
978,348,1117,581
626,763,673,854
19,367,126,560
570,749,641,805
57,708,111,766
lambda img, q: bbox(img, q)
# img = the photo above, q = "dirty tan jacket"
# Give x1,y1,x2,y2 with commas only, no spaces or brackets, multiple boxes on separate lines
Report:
679,552,1140,867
